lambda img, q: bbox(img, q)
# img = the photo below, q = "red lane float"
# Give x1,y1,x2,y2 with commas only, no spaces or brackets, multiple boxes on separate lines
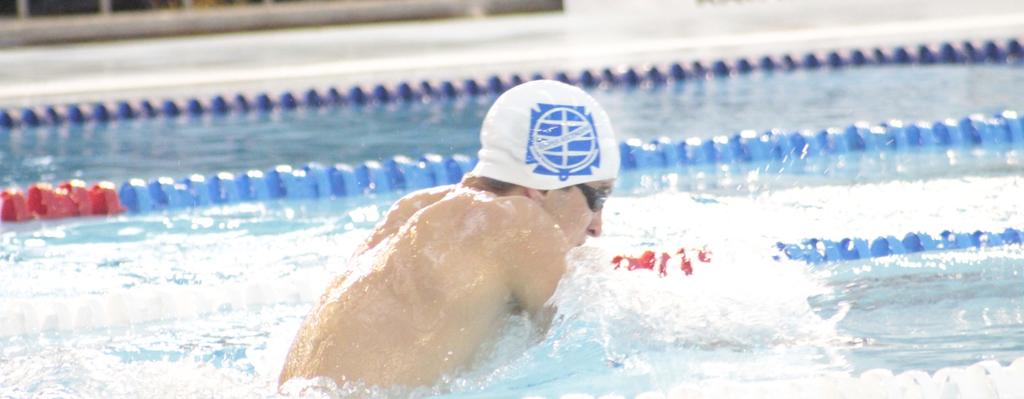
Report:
1,181,125,224
56,180,126,216
88,182,125,216
59,180,92,216
27,183,78,219
0,189,32,222
612,247,712,277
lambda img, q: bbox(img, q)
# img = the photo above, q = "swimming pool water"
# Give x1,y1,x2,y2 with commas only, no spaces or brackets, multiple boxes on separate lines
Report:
2,64,1024,397
3,65,1023,187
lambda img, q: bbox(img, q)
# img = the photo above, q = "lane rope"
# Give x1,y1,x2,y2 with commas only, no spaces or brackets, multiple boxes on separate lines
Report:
3,109,1022,224
777,227,1024,263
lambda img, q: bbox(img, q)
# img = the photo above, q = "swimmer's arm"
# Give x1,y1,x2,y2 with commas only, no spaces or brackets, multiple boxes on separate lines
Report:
498,204,570,329
357,185,454,254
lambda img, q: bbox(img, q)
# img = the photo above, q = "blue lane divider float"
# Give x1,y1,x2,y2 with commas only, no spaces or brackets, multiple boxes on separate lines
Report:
115,154,478,213
617,110,1024,171
108,107,1017,214
776,228,1024,263
5,101,1022,221
2,38,1022,131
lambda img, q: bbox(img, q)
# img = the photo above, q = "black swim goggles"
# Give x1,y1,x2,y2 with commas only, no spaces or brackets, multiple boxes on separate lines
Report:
574,183,612,212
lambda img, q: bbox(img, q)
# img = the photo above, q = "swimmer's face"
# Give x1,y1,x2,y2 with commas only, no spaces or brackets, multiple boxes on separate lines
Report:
541,179,615,247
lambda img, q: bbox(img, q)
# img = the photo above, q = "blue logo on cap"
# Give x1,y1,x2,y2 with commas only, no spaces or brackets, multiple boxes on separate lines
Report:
526,103,601,181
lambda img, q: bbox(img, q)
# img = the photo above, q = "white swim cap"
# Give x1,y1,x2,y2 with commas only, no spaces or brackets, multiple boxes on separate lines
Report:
471,80,619,190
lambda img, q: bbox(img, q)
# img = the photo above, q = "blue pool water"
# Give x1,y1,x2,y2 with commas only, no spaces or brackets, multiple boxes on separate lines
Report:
2,64,1024,397
3,65,1024,187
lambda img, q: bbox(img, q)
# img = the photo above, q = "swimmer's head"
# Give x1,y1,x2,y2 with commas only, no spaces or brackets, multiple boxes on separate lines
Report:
471,80,619,191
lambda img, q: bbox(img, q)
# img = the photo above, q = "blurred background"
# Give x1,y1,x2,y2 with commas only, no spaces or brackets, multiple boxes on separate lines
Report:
0,0,558,16
0,0,562,47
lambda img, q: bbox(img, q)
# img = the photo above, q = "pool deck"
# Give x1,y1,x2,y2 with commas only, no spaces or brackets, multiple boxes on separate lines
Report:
1,0,1023,109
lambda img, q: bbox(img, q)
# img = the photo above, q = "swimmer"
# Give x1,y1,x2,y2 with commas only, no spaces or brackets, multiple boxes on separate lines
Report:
278,80,620,389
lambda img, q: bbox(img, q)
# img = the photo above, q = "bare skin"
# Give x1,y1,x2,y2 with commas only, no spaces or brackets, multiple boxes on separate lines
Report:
278,178,612,388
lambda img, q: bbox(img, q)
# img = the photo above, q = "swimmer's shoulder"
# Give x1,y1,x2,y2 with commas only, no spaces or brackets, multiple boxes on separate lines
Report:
410,186,561,240
358,185,457,254
491,194,557,230
451,189,565,244
411,187,569,281
391,185,457,212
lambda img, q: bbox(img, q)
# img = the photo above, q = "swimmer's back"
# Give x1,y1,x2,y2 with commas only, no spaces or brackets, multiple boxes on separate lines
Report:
279,187,568,387
356,185,455,255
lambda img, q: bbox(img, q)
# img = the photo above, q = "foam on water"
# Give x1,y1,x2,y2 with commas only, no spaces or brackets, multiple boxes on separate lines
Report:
405,193,853,397
638,357,1024,399
556,247,843,361
0,268,327,337
0,348,272,398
